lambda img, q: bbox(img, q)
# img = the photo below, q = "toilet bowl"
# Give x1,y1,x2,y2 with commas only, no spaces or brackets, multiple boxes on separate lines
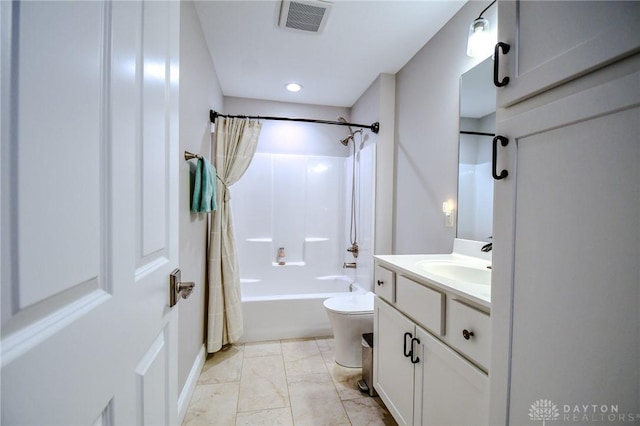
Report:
323,292,374,368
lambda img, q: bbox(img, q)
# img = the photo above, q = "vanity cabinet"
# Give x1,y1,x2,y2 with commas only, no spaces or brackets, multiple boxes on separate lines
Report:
374,264,395,304
373,265,489,426
491,1,640,424
495,1,640,107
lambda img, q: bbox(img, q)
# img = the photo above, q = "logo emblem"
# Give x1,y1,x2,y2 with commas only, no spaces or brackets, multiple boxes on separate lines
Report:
529,399,560,425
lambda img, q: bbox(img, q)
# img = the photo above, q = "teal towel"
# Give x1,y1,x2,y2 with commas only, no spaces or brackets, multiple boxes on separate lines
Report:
191,158,217,213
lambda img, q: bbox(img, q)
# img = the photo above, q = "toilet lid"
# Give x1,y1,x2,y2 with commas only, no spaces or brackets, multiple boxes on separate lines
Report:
323,292,374,314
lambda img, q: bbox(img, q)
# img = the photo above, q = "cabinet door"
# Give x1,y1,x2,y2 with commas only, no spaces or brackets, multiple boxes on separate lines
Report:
491,68,640,424
496,0,640,107
415,327,489,426
374,297,415,426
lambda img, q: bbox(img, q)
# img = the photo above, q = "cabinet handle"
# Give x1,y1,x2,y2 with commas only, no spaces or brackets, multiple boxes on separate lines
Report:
462,329,475,340
493,42,511,87
410,337,420,364
403,332,413,358
377,280,384,286
492,136,509,180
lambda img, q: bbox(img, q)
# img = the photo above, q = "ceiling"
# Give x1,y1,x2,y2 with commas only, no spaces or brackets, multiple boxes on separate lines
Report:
194,0,467,108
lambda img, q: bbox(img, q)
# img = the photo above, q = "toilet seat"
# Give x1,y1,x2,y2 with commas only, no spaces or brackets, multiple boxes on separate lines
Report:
323,292,374,315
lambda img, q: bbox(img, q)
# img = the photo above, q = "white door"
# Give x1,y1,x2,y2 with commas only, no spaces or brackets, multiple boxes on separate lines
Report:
416,327,489,426
496,0,640,107
373,297,415,426
490,66,640,423
1,1,180,425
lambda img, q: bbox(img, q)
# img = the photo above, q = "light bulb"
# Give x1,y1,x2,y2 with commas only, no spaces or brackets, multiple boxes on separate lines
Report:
285,82,302,92
466,18,493,58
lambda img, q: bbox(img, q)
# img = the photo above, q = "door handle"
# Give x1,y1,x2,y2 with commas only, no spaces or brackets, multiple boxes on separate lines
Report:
410,337,420,364
493,42,511,87
492,135,509,180
169,269,195,307
403,332,413,358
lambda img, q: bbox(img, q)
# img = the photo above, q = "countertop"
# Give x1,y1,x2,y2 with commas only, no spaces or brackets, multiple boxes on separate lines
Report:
374,253,491,309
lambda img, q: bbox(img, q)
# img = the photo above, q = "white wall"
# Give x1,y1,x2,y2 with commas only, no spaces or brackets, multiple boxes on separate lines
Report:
394,1,496,254
178,0,223,394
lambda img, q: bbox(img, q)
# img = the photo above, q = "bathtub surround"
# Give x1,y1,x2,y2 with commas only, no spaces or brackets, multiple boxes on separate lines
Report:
208,117,262,353
233,149,374,341
227,98,378,342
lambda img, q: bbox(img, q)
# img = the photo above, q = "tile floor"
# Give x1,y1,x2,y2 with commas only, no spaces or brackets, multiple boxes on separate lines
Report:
183,337,397,426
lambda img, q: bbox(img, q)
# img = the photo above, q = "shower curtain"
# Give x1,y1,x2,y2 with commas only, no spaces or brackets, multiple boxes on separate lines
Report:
207,117,262,353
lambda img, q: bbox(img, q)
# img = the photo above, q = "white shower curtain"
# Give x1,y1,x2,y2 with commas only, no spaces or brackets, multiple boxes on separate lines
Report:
207,117,261,353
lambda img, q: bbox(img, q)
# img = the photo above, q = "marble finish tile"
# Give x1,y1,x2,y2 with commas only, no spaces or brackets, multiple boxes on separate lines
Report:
282,338,320,360
315,337,335,353
197,345,244,385
343,397,398,426
182,382,239,426
238,354,289,412
325,362,364,400
235,408,293,426
282,339,328,377
244,341,282,358
287,373,351,426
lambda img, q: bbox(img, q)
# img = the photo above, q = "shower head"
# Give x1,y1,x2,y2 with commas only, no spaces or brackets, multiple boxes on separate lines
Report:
340,128,363,146
338,116,354,146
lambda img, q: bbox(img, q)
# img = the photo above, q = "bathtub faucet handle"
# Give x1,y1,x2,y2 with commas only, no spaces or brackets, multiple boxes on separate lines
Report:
343,262,357,269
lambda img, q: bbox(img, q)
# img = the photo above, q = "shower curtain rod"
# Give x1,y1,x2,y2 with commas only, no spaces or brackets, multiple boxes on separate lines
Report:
210,110,380,134
460,130,495,137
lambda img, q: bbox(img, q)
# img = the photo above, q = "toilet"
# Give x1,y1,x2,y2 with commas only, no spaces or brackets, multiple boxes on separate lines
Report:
323,292,375,368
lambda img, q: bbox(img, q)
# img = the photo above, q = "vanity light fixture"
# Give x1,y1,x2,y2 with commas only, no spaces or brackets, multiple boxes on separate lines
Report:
285,82,302,92
466,0,496,58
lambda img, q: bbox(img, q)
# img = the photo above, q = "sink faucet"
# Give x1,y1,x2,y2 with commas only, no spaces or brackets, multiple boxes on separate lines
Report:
481,238,493,252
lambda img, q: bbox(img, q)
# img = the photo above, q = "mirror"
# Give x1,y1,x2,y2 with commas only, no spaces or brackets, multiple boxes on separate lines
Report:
457,57,496,243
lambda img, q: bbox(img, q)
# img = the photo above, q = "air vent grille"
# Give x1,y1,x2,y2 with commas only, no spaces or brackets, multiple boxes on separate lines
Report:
279,1,332,33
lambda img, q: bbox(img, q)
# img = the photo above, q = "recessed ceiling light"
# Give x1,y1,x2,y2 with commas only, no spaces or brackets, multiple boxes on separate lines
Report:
285,82,302,92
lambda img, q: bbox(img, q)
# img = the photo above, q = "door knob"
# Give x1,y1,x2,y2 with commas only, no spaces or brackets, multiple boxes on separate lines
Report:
169,269,195,307
462,329,475,340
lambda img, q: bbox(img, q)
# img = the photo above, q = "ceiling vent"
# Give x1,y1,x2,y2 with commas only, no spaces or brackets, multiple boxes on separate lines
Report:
279,1,332,34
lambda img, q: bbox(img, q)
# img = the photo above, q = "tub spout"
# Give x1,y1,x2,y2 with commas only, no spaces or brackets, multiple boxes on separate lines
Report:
343,262,357,269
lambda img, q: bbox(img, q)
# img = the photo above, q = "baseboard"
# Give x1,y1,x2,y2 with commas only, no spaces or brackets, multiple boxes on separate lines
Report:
177,344,206,424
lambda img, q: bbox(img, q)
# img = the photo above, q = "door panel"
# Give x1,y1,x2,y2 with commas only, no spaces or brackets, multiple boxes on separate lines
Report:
492,69,640,424
373,297,414,426
508,104,640,424
416,327,489,426
10,0,106,318
497,1,640,107
1,1,180,424
140,0,170,261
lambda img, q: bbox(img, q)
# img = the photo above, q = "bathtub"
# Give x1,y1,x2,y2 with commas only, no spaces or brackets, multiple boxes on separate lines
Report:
240,276,358,342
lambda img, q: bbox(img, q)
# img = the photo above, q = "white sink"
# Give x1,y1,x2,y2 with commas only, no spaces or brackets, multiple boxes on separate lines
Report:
417,261,491,286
